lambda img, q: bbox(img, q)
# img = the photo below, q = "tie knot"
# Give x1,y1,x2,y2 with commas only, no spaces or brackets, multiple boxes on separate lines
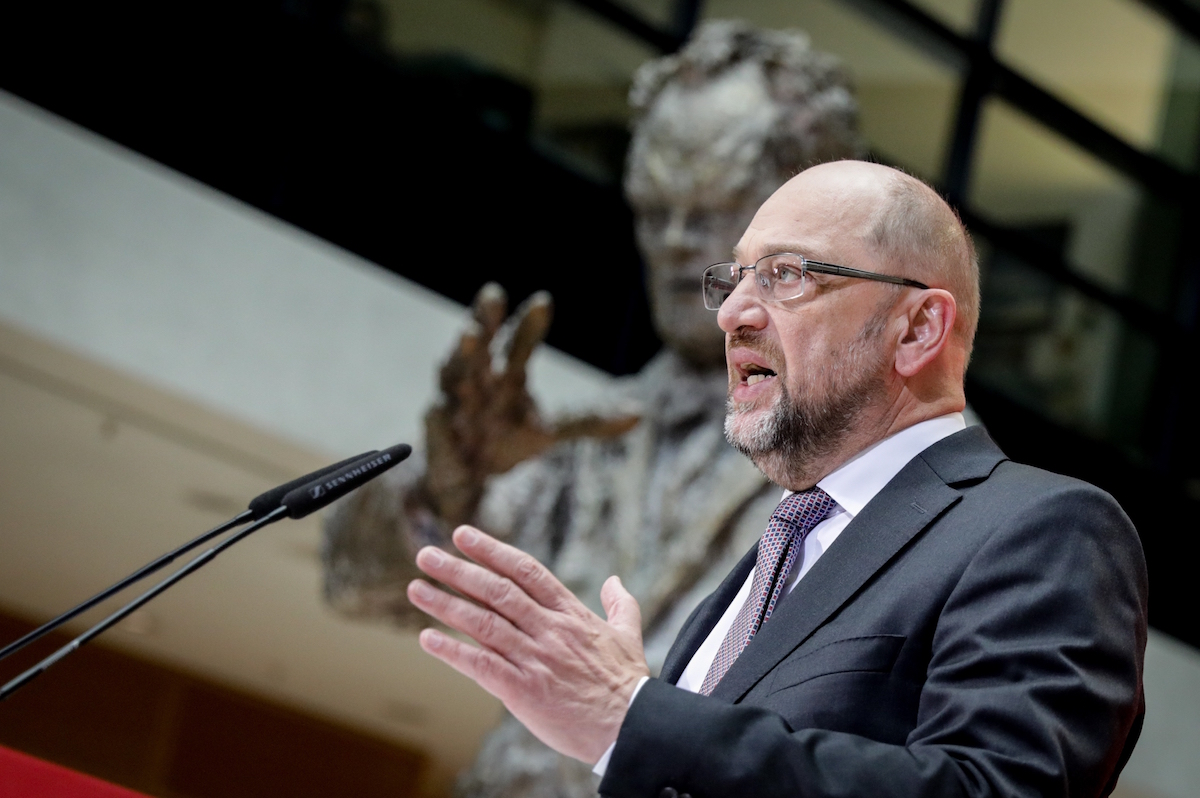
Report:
772,487,837,534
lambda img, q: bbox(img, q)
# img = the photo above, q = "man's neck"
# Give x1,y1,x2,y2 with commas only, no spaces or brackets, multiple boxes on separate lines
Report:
767,397,962,491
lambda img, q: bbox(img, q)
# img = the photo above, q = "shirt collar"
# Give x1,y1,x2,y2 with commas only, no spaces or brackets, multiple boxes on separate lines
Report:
813,413,967,518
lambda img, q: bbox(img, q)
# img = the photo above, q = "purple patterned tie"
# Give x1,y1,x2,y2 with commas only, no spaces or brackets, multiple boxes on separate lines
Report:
699,487,837,696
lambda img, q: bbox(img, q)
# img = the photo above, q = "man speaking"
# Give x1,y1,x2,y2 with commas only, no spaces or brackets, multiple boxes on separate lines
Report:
405,160,1148,798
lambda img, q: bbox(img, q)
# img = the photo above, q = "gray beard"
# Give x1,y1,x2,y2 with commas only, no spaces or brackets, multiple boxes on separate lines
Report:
724,314,889,484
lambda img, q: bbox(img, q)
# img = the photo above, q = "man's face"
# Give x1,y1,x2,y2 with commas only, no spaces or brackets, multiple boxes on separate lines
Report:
626,63,784,369
717,166,899,484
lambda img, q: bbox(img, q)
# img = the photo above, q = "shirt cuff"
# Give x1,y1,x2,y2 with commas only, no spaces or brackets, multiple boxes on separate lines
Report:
592,675,650,777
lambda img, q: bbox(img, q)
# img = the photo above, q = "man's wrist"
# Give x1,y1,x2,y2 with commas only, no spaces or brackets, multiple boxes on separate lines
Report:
593,675,651,776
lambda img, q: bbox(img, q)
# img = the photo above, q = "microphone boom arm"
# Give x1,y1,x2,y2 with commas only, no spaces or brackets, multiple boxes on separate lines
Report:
0,506,289,702
0,443,410,703
0,450,378,664
0,511,252,663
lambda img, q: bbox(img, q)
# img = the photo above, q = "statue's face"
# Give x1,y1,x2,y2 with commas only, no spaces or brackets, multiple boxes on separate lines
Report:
626,63,786,369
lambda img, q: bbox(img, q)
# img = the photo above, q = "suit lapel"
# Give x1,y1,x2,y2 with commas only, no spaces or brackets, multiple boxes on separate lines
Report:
659,542,759,684
709,452,963,702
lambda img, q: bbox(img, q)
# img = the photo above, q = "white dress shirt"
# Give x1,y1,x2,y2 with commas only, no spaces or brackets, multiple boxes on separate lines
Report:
593,412,966,775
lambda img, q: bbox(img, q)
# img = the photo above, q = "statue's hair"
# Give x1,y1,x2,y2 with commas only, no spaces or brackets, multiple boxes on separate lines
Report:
628,19,865,173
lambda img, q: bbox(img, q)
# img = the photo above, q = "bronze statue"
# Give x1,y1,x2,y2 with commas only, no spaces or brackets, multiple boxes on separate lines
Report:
323,19,863,796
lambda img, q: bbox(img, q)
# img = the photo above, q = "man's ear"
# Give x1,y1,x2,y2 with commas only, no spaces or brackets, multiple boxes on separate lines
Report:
895,289,956,377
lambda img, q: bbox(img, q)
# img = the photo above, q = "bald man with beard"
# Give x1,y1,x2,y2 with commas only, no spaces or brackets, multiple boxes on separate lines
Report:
406,161,1148,798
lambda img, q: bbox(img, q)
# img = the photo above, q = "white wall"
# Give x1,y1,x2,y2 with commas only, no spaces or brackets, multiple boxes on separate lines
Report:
0,89,610,459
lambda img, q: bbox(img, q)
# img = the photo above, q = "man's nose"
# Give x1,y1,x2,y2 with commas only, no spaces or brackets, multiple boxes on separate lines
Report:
717,278,768,333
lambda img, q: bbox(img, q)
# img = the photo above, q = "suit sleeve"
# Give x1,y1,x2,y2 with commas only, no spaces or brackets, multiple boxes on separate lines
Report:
597,483,1148,798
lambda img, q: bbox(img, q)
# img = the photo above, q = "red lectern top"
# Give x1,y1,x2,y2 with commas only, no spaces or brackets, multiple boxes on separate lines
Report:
0,745,150,798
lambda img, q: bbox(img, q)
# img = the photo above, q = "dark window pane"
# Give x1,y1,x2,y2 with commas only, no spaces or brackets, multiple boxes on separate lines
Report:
971,238,1158,449
971,99,1152,299
996,0,1184,160
702,0,961,182
908,0,979,35
370,0,657,182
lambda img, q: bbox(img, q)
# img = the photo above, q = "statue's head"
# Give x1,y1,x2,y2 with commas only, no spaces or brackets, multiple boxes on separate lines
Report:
625,20,864,368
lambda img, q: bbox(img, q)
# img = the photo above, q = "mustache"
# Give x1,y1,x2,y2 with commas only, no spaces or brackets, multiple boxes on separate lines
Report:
727,330,785,364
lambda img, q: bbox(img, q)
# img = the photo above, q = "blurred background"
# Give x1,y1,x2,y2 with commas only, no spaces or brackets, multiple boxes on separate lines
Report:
1,0,1199,796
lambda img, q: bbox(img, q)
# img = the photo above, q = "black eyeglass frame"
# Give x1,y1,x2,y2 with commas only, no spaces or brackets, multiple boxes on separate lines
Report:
702,253,930,310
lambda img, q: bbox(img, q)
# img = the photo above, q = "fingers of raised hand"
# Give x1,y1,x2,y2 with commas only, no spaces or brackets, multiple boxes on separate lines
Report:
503,291,553,376
438,320,487,402
416,627,522,697
414,543,546,631
451,526,580,614
439,283,507,394
407,578,526,654
472,282,508,338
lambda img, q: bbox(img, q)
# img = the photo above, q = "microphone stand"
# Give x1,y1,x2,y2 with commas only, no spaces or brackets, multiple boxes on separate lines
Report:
0,442,409,703
0,450,378,664
0,511,253,662
0,506,289,701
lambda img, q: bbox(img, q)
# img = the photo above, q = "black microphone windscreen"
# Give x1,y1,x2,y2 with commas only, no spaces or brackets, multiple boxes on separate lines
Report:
282,444,412,520
247,450,378,520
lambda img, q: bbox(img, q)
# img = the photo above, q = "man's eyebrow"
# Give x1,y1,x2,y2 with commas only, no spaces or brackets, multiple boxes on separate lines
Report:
739,244,823,262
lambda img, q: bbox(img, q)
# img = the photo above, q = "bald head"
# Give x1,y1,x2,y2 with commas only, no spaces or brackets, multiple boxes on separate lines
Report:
864,167,978,354
789,161,979,358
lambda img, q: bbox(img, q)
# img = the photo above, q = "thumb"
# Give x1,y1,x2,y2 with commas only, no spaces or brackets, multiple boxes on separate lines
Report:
601,575,643,635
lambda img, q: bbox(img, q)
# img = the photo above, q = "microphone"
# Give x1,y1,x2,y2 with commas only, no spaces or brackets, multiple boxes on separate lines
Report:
282,444,412,519
246,450,381,520
0,450,378,663
0,443,411,701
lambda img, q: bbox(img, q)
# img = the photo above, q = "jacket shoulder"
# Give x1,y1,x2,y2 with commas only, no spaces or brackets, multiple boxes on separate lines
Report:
920,425,1127,515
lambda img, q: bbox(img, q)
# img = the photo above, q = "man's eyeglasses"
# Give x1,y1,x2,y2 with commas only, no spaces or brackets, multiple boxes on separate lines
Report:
702,253,929,310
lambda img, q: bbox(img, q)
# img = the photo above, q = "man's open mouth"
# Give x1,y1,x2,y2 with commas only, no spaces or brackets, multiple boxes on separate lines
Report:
742,363,777,386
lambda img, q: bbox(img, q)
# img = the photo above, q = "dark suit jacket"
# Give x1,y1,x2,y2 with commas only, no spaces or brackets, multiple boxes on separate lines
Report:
598,426,1148,798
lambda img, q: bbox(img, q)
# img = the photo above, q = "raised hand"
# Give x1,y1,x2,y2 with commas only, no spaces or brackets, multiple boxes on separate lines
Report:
421,283,639,529
407,526,650,764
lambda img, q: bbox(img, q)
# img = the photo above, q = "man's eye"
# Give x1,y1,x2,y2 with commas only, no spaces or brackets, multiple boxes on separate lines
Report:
776,266,803,284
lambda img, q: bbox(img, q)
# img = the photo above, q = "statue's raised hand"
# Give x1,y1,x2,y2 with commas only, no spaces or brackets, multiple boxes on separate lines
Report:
422,283,639,529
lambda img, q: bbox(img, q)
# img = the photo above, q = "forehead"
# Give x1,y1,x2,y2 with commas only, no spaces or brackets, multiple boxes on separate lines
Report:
734,170,883,264
627,65,778,206
644,62,775,137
